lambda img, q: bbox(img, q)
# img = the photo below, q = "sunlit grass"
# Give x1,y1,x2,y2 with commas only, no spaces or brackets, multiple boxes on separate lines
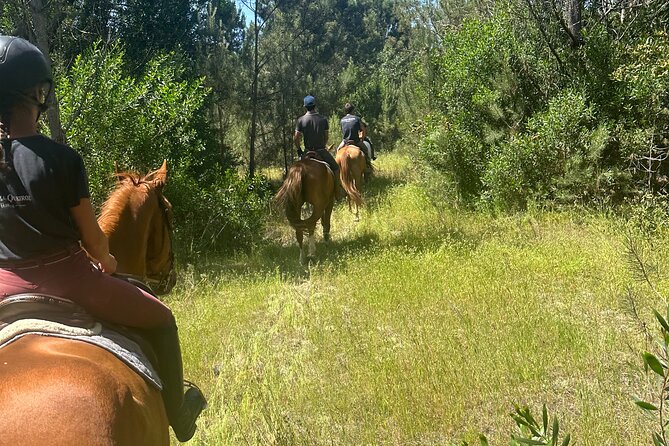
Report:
165,152,661,445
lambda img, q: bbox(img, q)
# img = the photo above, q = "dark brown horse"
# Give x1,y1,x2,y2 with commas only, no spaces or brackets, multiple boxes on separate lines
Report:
99,160,176,295
0,162,176,445
336,145,366,221
276,155,336,264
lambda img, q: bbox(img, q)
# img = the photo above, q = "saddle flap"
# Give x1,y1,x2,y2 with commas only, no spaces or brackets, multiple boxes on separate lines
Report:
0,294,96,330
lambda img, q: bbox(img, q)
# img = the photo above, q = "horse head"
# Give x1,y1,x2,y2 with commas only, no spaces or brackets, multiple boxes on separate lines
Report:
99,160,176,295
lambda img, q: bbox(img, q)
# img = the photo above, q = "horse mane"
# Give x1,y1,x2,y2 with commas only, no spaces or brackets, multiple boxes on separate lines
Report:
98,172,151,234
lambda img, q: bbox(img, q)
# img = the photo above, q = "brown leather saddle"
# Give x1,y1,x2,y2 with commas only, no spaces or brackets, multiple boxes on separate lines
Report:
0,294,95,331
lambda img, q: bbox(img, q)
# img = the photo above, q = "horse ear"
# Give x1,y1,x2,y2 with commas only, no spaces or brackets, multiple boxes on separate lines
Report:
145,160,168,188
112,162,125,183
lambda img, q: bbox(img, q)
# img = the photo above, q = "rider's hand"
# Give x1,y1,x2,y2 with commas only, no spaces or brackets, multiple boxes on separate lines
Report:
297,148,304,158
99,253,117,274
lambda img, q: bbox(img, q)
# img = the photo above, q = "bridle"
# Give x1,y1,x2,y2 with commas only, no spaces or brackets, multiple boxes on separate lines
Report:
145,188,175,294
114,186,175,295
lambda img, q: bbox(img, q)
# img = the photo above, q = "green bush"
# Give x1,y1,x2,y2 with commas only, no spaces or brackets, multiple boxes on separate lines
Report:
418,114,487,202
483,90,612,209
57,41,271,253
169,170,272,257
57,41,208,203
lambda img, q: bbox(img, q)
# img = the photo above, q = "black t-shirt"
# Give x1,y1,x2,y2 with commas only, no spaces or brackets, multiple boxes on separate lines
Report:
295,111,329,150
0,135,89,261
340,114,362,142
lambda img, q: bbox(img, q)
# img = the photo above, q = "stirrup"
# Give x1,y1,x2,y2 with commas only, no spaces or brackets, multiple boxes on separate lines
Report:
172,380,207,442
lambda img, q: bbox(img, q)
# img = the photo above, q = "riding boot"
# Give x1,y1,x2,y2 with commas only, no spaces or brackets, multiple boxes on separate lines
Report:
143,325,207,442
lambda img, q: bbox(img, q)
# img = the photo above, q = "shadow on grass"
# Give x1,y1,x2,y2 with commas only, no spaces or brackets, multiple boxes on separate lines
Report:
181,217,483,284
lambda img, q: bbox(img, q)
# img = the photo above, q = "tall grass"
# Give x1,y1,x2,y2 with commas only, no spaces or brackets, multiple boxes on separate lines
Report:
165,152,662,445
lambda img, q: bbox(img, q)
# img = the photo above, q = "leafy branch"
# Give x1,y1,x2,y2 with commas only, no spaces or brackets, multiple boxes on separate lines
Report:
635,308,669,446
460,404,572,446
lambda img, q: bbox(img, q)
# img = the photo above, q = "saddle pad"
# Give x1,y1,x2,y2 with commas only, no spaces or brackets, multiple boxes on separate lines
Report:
310,158,334,176
0,319,162,390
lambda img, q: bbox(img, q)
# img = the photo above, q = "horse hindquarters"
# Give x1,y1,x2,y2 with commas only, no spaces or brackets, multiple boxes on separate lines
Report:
0,336,169,446
336,147,363,209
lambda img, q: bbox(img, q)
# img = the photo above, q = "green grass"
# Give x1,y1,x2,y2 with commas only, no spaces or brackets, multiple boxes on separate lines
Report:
165,152,663,445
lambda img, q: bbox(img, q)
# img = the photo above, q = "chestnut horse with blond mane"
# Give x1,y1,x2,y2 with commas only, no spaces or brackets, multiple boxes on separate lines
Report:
336,145,366,221
99,160,176,295
0,162,175,445
276,154,336,264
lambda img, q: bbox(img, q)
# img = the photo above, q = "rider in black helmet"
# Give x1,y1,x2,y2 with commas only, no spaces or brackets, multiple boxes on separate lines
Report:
0,36,206,442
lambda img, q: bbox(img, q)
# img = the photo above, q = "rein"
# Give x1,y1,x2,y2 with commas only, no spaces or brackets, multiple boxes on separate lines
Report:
149,185,175,293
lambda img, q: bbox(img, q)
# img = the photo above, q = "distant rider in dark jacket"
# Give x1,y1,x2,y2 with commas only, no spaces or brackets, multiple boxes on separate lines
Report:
338,103,372,170
294,95,342,199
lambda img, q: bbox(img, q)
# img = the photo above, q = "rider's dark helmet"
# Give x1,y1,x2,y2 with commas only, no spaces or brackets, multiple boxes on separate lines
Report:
0,36,52,96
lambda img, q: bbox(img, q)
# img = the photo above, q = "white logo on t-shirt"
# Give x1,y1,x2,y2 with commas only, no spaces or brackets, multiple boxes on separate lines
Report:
0,194,32,208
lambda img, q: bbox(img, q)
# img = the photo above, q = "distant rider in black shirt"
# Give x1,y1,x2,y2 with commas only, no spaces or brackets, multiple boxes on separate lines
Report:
294,95,342,199
338,103,372,171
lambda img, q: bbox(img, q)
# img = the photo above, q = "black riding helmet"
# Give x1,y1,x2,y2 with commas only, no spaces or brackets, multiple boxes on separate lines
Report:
0,36,52,102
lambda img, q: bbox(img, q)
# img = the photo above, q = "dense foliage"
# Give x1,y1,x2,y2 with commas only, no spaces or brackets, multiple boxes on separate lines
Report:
3,0,669,247
414,0,669,209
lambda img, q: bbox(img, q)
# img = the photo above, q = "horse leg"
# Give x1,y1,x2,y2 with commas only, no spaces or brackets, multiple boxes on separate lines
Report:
307,228,317,260
296,228,308,264
352,177,360,222
322,201,334,242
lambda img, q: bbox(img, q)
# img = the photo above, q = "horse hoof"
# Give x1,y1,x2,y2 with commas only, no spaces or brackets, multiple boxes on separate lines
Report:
323,233,330,242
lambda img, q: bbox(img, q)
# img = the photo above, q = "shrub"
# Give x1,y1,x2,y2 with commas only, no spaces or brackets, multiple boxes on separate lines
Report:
57,41,271,254
418,115,487,202
169,170,272,257
483,90,611,209
57,41,209,204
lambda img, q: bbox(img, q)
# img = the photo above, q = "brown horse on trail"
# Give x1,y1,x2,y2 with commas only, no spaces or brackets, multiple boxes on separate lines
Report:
0,162,175,446
276,154,336,264
336,145,366,221
99,160,176,295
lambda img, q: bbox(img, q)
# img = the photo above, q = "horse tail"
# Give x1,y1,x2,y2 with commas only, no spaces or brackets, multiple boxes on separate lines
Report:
339,149,363,207
275,163,306,229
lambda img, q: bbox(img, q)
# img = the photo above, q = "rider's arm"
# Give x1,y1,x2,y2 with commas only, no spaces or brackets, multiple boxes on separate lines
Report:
293,131,304,156
70,198,117,274
293,131,302,149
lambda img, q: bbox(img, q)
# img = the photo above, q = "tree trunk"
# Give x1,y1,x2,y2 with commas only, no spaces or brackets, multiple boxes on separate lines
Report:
249,0,259,178
29,0,67,144
565,0,583,47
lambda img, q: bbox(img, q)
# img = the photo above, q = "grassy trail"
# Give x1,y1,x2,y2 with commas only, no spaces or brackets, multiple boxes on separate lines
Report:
167,153,660,445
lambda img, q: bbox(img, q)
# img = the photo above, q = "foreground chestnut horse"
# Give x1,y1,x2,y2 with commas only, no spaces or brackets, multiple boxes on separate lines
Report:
0,162,175,445
99,160,176,295
336,145,366,221
0,336,169,445
276,156,336,264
